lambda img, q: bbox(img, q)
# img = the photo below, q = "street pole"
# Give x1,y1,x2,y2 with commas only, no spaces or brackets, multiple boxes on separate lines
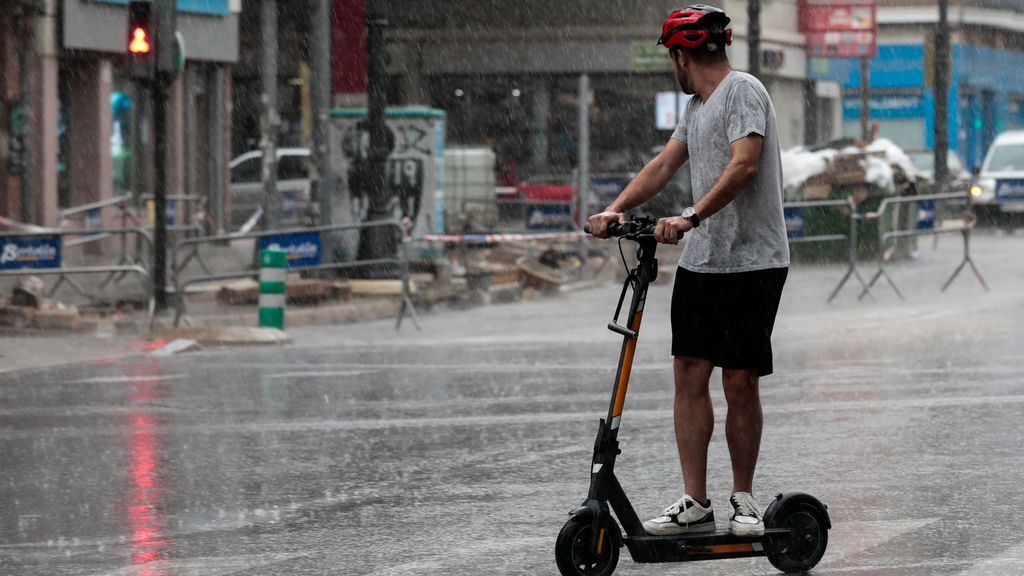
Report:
153,76,169,311
747,0,761,78
577,73,590,272
151,0,176,312
261,0,279,230
358,8,397,271
311,0,333,237
860,57,870,143
934,0,951,191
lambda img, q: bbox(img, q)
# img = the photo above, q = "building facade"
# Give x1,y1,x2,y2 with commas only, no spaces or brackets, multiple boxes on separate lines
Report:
378,0,830,183
0,0,239,230
809,1,1024,169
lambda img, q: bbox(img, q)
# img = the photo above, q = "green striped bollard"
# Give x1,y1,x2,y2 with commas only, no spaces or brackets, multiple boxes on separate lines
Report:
259,248,287,329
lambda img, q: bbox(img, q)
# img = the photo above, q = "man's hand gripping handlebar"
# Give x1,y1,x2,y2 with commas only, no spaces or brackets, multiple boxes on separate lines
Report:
584,215,659,239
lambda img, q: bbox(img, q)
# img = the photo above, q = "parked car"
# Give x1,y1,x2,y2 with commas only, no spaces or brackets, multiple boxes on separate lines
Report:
228,148,314,230
969,130,1024,221
906,149,971,190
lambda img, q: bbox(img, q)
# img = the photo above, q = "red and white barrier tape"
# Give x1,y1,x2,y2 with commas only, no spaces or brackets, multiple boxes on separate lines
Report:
410,231,586,243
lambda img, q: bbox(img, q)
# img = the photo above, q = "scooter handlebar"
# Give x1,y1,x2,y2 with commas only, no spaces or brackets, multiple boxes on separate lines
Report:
585,219,656,238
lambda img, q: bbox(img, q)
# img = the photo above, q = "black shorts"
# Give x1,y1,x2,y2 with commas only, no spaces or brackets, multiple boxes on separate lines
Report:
671,266,788,377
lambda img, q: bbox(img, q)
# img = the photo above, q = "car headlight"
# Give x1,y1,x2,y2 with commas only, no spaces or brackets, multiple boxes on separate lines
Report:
970,184,984,198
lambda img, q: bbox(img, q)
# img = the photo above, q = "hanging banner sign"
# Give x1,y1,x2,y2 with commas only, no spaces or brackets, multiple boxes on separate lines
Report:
799,0,878,58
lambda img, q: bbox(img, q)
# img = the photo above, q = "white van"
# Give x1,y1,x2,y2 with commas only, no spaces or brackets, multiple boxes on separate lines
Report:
971,130,1024,213
228,148,314,229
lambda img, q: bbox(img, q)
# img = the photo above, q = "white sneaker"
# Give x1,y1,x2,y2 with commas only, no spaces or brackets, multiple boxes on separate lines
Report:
643,495,716,535
729,492,765,536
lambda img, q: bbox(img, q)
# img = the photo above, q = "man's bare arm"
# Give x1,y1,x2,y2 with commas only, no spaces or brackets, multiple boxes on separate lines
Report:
653,134,764,245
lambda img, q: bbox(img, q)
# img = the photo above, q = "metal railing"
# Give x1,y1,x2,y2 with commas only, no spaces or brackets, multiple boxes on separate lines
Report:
0,227,154,308
171,220,419,330
455,196,584,235
859,191,988,299
782,197,872,303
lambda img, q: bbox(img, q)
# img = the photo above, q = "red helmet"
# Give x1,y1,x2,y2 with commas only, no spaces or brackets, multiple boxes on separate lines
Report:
658,5,733,52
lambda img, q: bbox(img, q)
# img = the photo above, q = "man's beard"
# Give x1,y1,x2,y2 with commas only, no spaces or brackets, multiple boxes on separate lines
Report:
677,74,694,95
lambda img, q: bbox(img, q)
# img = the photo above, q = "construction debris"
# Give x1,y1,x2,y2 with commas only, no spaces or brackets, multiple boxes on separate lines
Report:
216,279,352,306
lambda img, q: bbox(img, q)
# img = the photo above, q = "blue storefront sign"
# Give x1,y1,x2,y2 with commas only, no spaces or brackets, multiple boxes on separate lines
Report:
0,236,62,270
784,208,806,239
258,232,322,268
90,0,230,15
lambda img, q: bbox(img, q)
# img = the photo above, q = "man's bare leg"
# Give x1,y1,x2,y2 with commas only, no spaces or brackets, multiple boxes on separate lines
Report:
673,356,715,503
722,368,762,494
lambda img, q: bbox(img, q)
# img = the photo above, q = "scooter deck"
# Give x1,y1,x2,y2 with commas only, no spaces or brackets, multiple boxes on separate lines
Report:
624,528,789,563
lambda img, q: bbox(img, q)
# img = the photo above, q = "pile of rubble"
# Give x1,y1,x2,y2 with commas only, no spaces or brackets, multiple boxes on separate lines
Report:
781,137,919,203
0,276,94,331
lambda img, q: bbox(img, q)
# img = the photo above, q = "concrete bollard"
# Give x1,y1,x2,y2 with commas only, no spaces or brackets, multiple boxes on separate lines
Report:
258,248,287,330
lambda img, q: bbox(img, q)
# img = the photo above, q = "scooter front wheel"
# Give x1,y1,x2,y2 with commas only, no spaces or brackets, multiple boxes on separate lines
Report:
555,516,621,576
765,501,829,573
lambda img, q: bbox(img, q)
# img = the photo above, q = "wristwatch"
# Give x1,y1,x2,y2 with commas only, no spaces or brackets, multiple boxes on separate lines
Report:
681,207,701,228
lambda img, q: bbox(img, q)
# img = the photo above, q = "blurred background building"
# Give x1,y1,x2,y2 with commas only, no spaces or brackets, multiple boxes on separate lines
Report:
0,0,238,229
810,0,1024,170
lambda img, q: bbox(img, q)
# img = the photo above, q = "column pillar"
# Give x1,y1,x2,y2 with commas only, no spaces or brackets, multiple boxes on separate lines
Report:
31,55,58,228
530,78,550,178
68,59,114,223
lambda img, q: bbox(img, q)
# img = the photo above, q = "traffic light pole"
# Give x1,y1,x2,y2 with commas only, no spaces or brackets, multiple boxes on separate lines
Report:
146,0,176,313
152,76,169,311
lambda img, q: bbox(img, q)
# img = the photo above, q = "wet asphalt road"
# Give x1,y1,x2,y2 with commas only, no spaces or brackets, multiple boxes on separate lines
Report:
2,233,1024,575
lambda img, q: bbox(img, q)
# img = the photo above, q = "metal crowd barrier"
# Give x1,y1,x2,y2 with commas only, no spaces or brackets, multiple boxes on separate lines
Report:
456,196,583,234
783,197,872,303
0,228,154,307
859,191,988,300
171,220,419,330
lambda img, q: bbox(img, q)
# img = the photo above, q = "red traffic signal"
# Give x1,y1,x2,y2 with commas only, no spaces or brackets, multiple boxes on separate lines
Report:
129,26,151,54
127,1,154,80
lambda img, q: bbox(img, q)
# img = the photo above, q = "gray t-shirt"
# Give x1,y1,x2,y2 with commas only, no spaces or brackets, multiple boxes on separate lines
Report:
671,71,789,273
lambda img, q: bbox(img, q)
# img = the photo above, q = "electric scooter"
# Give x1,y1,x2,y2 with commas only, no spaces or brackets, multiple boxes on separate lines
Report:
555,217,831,575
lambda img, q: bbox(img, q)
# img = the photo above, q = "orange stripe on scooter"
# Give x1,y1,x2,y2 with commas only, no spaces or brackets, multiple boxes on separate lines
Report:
612,312,642,417
686,543,757,556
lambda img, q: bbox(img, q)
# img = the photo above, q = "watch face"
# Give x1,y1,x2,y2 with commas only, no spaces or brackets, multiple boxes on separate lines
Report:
682,208,696,218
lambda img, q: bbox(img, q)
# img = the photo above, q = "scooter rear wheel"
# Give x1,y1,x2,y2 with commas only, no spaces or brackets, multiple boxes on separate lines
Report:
555,516,621,576
765,501,829,573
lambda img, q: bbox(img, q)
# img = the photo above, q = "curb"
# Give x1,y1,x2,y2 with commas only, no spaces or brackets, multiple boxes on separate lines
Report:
149,326,292,346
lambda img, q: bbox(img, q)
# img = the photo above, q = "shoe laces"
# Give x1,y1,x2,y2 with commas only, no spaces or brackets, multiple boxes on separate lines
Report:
732,493,761,518
662,496,689,517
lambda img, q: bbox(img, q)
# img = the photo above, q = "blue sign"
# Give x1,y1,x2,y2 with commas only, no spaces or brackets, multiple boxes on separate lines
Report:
916,200,936,230
526,204,574,231
90,0,230,16
996,179,1024,201
784,208,805,239
0,235,62,270
258,232,322,268
591,177,630,205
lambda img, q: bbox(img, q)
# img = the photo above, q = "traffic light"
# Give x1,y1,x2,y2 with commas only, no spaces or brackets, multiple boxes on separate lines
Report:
127,1,154,81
